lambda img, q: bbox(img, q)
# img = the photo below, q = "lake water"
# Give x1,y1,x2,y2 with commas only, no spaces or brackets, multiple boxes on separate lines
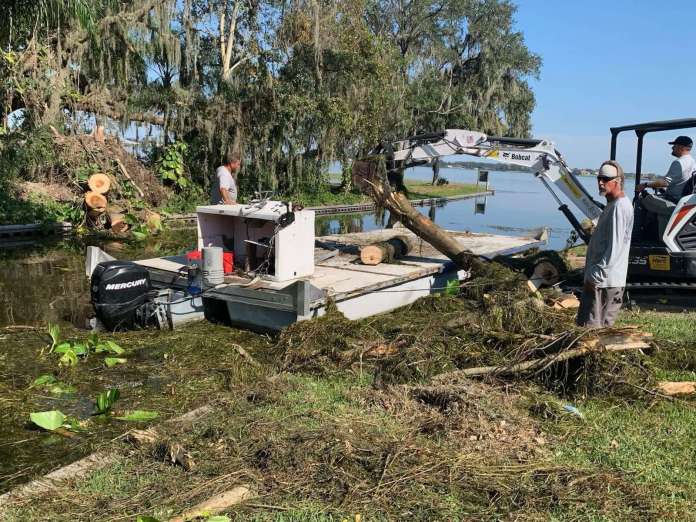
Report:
318,167,636,251
0,169,633,328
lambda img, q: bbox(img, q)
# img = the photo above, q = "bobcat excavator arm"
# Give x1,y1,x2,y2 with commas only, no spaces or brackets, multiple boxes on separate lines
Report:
370,129,604,243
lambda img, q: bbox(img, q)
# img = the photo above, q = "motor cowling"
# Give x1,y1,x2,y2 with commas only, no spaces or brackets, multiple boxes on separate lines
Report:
91,260,151,331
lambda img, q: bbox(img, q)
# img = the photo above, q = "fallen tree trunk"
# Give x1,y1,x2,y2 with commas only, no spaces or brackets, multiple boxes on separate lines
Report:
352,159,482,271
360,236,412,265
434,332,652,381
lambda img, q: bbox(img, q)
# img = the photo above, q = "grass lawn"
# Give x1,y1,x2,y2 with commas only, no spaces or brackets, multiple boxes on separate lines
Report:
403,181,486,199
294,182,483,207
545,309,696,519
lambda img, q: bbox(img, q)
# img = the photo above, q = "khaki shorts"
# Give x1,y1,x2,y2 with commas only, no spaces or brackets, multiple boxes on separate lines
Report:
576,286,625,328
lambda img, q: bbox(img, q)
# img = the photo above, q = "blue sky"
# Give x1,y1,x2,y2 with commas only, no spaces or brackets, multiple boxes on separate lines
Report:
514,0,695,174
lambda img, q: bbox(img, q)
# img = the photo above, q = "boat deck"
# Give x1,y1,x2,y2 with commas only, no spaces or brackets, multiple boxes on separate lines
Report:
133,227,546,330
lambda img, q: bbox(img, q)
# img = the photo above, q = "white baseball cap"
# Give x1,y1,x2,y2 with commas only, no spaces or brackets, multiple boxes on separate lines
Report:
598,163,620,179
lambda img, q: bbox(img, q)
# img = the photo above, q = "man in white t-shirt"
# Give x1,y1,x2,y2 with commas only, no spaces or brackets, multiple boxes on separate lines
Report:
211,153,241,205
636,136,695,236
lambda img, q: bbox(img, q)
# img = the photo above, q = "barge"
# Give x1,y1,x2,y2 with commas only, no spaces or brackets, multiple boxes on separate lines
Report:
86,201,547,332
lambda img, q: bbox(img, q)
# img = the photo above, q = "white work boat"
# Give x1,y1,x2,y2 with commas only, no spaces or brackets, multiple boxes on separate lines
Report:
87,201,547,332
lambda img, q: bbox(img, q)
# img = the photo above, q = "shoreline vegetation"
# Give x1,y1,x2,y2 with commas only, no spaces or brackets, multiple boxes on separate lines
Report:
2,257,696,519
2,180,487,227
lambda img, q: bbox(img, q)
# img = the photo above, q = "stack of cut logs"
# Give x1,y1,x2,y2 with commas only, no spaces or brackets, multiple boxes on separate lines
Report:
84,173,129,233
84,173,160,234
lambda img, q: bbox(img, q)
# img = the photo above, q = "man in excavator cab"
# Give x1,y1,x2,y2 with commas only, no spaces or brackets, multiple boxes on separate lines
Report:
635,135,696,238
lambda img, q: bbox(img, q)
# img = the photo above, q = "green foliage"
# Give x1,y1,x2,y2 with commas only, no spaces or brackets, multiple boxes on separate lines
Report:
47,323,61,352
93,339,125,355
29,410,66,431
30,374,76,395
31,374,58,387
104,357,127,367
156,142,189,191
45,326,126,367
444,279,460,296
94,388,120,415
0,0,540,221
115,410,159,422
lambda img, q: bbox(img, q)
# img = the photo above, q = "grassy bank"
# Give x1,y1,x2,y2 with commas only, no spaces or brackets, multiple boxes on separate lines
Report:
292,182,485,208
3,276,696,520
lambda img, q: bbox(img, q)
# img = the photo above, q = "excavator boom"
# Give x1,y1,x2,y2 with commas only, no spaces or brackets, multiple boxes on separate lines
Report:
375,129,604,242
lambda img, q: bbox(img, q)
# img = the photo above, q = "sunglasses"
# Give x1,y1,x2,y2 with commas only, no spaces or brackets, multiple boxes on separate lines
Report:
596,176,617,183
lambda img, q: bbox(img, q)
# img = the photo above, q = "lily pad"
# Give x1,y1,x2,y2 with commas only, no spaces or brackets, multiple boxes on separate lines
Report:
31,374,57,387
30,410,66,431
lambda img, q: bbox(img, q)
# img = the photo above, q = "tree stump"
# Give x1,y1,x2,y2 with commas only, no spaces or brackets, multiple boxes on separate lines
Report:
109,213,129,234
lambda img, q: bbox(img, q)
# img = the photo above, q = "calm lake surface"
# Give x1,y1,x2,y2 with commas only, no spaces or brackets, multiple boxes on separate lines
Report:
319,167,636,251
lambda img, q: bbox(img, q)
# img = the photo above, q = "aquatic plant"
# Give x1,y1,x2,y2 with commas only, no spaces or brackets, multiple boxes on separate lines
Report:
29,410,66,431
115,410,159,422
104,357,127,367
30,374,76,395
94,389,120,415
46,323,61,353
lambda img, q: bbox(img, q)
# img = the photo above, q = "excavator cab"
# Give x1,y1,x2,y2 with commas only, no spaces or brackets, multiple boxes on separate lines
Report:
610,118,696,284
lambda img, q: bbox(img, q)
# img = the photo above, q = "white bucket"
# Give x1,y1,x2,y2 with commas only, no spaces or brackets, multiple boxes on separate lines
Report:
202,247,224,286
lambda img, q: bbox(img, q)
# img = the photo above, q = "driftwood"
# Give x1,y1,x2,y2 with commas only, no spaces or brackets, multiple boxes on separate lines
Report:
352,159,482,271
168,485,257,522
360,235,412,265
656,381,696,396
87,173,111,194
434,332,653,381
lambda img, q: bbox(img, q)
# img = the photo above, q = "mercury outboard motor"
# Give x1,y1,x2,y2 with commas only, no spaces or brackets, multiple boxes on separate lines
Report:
91,260,152,331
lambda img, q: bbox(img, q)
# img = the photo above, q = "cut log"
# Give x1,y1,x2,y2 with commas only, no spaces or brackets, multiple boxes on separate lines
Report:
84,191,107,210
360,236,412,265
656,381,696,396
352,159,481,271
87,173,111,194
551,295,580,310
527,260,561,292
169,485,257,522
109,213,129,234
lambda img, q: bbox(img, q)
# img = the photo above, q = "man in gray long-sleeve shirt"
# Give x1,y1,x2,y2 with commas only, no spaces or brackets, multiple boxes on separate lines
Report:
576,160,634,327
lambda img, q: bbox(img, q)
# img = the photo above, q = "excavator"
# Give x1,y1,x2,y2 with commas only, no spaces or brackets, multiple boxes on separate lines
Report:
367,119,696,293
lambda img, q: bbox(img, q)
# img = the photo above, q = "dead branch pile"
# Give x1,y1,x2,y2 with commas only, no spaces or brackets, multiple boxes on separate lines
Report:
276,263,656,396
48,127,168,206
17,127,168,231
